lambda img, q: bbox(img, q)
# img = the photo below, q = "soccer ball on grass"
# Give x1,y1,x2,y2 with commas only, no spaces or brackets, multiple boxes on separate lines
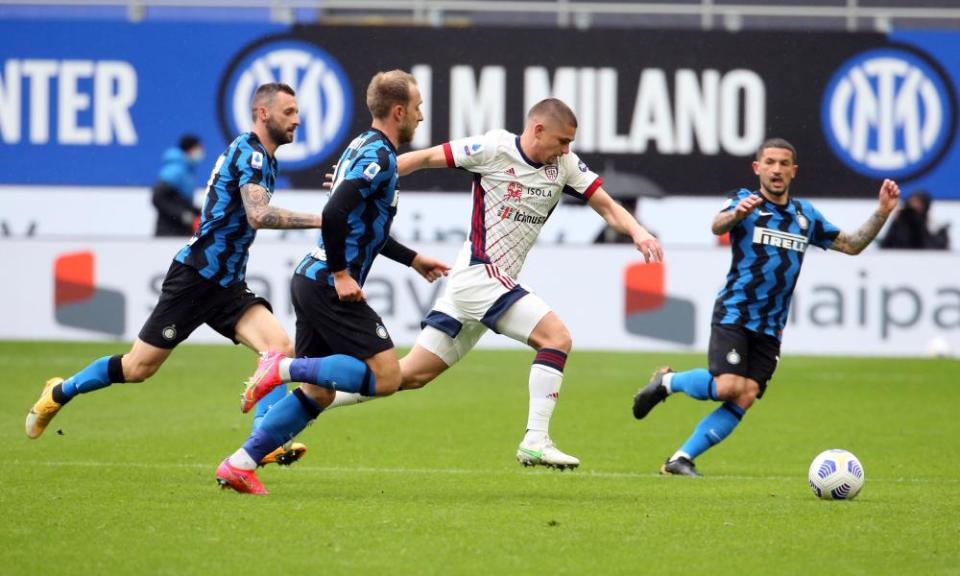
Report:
808,449,864,500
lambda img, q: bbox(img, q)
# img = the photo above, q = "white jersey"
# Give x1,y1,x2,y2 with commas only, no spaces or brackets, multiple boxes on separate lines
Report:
443,129,602,279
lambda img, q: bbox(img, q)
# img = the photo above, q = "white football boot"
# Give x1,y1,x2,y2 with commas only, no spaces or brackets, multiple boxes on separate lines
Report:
516,435,580,470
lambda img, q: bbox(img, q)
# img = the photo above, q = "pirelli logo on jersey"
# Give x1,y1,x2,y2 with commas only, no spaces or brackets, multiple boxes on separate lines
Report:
752,227,808,253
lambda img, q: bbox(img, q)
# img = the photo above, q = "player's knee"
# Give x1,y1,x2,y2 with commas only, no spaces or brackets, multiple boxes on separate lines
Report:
122,359,160,382
737,381,760,409
366,348,406,395
539,325,572,353
715,374,747,400
400,371,429,390
735,389,758,410
555,327,573,353
374,367,401,396
299,384,334,406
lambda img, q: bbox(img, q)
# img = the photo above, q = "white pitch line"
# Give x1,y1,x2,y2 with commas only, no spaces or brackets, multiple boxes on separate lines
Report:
4,459,957,484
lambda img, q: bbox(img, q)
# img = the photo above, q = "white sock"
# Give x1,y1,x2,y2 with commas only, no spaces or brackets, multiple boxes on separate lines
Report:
279,358,293,382
662,372,674,394
228,448,258,471
525,364,563,442
327,391,376,410
670,450,691,463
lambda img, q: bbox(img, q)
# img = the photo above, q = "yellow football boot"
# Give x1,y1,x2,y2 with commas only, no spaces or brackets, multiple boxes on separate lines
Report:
259,442,307,467
26,377,65,439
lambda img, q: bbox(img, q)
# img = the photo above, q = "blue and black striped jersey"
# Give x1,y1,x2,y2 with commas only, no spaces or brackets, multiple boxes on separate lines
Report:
712,188,840,339
295,129,399,287
175,132,277,287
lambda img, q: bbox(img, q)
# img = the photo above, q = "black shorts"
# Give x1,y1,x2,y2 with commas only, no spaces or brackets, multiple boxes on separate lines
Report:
290,273,394,359
707,323,781,398
138,261,271,349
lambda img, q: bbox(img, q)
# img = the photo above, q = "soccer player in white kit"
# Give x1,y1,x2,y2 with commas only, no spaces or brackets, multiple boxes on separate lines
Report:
329,98,663,469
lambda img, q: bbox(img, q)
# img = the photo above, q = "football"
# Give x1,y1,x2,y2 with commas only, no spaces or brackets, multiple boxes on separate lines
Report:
808,449,865,500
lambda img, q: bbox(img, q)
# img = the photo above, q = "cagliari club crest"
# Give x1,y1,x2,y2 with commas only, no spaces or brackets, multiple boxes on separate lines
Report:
544,164,558,181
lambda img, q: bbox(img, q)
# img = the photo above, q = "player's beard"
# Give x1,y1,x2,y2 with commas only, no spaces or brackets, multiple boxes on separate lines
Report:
397,120,415,145
763,177,789,198
266,118,295,146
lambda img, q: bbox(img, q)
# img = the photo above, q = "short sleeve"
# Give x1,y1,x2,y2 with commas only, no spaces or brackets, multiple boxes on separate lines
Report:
719,189,751,213
237,140,267,188
805,202,841,249
443,130,501,172
560,152,602,200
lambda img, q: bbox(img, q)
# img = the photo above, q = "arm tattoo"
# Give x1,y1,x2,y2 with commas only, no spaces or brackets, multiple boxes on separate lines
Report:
240,183,271,208
831,209,889,255
712,211,740,235
240,183,321,230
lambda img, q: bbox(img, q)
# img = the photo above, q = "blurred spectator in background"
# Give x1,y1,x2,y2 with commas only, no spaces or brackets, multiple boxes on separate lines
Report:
880,190,950,250
593,163,661,244
153,134,204,236
594,197,641,244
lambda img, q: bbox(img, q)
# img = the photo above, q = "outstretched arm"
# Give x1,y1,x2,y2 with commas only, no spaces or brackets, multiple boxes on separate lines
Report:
588,187,663,262
240,183,322,230
830,179,900,255
380,236,450,282
411,253,450,282
397,145,449,177
712,194,763,235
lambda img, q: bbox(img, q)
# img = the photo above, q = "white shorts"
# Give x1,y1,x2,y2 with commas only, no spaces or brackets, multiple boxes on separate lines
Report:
416,257,551,367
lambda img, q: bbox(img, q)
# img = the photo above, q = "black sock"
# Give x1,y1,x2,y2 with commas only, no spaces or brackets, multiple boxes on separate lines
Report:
51,383,71,405
108,355,126,383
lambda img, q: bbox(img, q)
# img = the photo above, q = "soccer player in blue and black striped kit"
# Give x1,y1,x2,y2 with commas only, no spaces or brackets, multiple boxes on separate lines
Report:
632,138,901,476
216,70,449,494
26,83,322,466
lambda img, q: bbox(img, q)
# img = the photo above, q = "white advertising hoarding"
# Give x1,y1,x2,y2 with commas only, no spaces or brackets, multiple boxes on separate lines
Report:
0,187,606,245
3,186,957,250
1,239,956,357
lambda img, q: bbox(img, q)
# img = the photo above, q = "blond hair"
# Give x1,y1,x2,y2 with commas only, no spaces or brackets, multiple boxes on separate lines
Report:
366,70,417,119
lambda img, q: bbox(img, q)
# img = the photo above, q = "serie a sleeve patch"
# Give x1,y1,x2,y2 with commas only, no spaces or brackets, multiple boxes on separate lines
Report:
463,141,483,156
362,162,382,181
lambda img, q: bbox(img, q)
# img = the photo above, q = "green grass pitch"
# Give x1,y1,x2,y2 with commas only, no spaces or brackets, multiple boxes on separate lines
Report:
1,341,957,575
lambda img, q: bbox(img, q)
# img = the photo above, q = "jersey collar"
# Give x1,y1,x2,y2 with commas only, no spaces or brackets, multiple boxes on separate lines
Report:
515,136,543,168
246,131,275,162
370,127,398,154
756,189,793,213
